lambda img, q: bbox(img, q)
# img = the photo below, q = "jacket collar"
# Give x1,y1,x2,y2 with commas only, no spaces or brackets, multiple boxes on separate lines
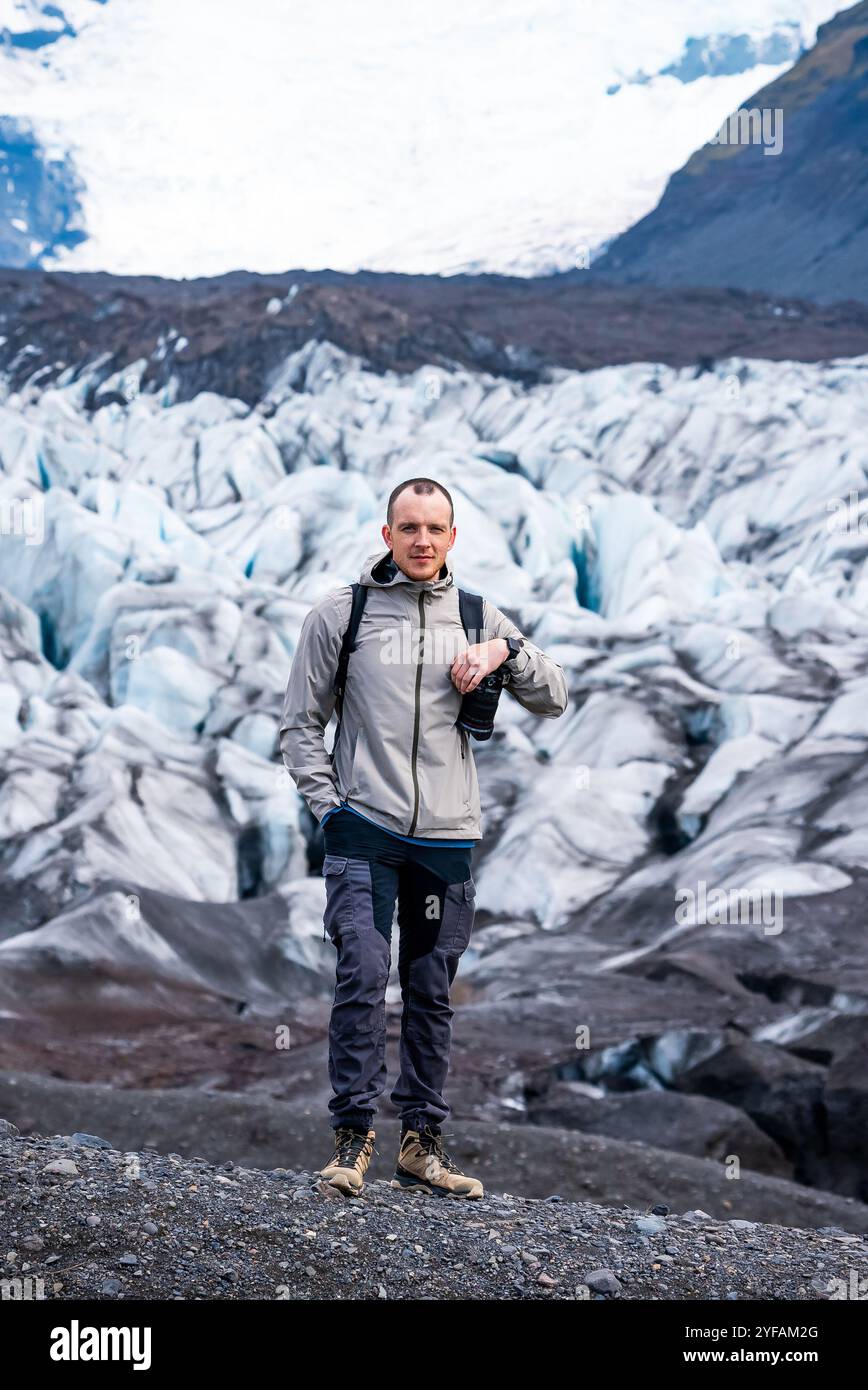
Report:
361,548,454,593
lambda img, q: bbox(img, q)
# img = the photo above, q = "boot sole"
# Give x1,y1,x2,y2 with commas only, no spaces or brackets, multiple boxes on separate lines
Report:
319,1172,366,1197
390,1172,482,1199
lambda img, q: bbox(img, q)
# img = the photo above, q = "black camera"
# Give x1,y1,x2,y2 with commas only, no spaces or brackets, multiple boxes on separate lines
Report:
457,667,508,741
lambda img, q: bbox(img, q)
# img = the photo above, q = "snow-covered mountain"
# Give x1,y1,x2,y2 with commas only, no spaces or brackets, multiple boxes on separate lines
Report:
0,0,848,276
1,332,867,1197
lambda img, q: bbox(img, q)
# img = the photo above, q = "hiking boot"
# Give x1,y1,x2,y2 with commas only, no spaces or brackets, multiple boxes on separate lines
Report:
318,1125,376,1196
391,1124,483,1199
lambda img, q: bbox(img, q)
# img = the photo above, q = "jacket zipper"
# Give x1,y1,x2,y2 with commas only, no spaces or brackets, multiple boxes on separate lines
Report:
408,590,426,836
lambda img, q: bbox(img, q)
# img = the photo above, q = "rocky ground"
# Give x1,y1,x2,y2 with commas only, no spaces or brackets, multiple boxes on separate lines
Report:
2,1119,866,1302
2,1076,867,1239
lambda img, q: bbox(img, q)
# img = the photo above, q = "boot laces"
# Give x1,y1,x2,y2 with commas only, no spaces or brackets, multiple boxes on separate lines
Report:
417,1126,464,1175
331,1126,374,1168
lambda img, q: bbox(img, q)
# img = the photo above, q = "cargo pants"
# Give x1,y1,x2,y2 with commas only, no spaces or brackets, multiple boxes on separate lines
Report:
320,808,476,1134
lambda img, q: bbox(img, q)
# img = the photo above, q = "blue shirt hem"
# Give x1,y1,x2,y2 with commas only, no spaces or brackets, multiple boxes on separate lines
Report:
322,801,475,847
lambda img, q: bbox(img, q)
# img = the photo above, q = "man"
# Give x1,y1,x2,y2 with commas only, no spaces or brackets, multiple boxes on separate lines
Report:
279,477,568,1198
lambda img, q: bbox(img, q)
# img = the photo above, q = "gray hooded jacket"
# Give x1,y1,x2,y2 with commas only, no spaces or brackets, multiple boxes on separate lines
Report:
279,548,569,840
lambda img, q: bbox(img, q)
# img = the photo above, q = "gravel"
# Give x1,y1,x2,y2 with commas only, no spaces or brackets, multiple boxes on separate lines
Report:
3,1123,867,1301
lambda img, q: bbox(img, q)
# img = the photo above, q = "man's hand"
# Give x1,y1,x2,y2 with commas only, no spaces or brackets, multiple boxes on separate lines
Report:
450,639,509,694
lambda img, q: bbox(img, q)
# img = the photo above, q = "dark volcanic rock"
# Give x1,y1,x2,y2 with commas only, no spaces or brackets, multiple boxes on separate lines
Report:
1,267,868,408
527,1083,791,1178
674,1039,830,1185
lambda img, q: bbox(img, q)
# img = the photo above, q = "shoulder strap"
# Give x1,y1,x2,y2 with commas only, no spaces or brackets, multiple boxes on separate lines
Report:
330,583,367,766
458,588,484,646
334,583,368,702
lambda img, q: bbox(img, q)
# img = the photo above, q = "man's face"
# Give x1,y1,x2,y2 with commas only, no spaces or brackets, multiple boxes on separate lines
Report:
383,490,455,581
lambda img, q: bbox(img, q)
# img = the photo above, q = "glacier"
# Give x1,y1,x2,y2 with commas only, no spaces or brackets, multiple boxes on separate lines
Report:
1,337,866,928
1,336,868,1201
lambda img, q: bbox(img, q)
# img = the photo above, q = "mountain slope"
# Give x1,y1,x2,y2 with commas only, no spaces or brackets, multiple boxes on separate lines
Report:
592,0,868,302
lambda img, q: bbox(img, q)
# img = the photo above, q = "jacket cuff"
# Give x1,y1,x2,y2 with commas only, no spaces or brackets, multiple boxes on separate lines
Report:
504,642,531,677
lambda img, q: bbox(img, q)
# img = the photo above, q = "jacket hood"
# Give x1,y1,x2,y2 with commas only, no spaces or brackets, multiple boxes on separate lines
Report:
359,548,455,593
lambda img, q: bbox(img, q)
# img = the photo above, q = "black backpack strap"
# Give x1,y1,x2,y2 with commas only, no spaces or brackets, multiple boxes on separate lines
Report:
334,583,367,700
331,583,368,760
458,588,485,647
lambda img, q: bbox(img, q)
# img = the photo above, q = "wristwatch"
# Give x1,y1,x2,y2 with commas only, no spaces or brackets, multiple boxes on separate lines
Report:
503,636,524,668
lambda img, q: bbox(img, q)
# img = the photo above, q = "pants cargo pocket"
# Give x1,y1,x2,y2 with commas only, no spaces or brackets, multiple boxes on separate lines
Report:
323,853,389,1030
437,876,476,956
322,853,350,944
